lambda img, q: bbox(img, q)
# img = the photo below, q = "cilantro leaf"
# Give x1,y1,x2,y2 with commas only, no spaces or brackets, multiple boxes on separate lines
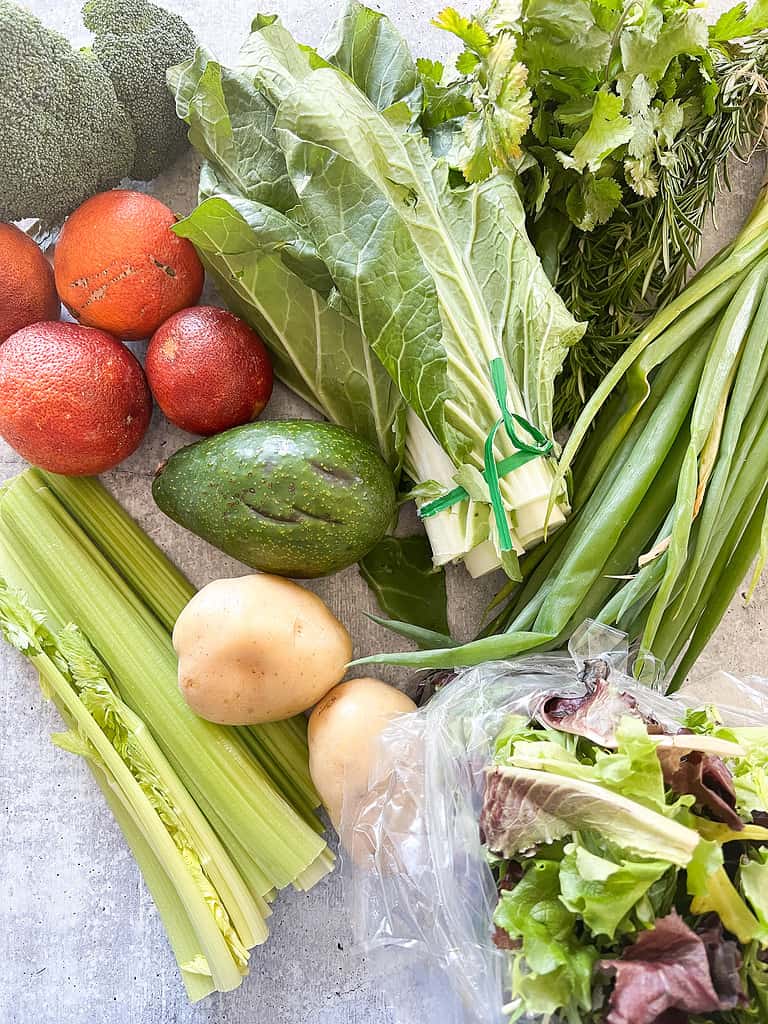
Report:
416,56,443,83
432,7,491,54
455,49,480,74
566,175,623,231
711,0,768,42
620,7,709,84
558,90,633,173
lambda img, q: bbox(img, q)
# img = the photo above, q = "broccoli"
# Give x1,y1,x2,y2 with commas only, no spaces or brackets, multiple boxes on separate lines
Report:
83,0,196,181
0,1,136,224
0,0,195,226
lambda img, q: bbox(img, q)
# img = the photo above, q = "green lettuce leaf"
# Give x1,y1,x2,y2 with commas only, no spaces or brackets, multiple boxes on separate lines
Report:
482,764,701,864
503,715,688,818
740,848,768,944
558,841,670,939
494,857,598,1019
687,840,761,944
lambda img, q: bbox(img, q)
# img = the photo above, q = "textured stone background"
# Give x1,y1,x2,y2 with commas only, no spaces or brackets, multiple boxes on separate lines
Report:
1,1,766,1022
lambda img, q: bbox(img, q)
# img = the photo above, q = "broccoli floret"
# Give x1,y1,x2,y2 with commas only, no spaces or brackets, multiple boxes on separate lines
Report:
83,0,196,181
0,1,136,224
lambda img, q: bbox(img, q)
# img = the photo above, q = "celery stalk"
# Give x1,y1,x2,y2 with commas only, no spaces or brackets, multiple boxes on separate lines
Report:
36,470,194,632
0,472,332,895
0,583,255,996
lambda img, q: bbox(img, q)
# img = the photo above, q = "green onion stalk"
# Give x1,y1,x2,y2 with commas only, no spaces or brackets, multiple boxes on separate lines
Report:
358,182,768,682
0,471,330,998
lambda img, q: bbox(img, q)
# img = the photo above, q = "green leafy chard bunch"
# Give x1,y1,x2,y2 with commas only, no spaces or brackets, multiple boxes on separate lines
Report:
428,0,768,428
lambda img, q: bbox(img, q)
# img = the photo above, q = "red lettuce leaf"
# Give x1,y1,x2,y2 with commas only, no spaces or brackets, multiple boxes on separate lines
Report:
658,748,743,831
600,911,746,1024
536,659,660,746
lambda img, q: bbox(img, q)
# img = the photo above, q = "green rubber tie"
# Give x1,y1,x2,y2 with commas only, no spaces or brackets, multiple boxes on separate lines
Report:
418,358,553,552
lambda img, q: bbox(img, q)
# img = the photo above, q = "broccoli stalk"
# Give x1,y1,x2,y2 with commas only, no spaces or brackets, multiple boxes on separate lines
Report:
0,0,195,226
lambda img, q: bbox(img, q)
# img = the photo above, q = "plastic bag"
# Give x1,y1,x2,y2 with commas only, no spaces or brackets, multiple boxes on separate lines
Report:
340,622,768,1024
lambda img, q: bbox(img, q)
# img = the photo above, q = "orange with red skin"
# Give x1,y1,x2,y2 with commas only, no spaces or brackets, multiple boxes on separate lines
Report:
0,322,152,475
146,306,274,435
0,224,60,343
54,190,204,340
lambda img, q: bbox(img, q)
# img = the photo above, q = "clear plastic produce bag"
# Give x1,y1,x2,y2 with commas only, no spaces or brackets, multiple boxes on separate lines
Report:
340,622,768,1024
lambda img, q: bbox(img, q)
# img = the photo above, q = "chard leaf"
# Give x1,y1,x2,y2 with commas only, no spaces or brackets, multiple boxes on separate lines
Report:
480,764,701,864
169,49,297,211
321,0,423,120
559,842,670,939
174,192,405,472
274,67,583,454
170,34,408,474
359,534,449,635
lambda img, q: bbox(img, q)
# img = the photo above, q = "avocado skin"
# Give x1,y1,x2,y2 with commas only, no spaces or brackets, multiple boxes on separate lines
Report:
152,420,396,578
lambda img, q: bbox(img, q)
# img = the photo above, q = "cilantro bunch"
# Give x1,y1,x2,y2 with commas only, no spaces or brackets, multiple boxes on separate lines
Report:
425,0,768,427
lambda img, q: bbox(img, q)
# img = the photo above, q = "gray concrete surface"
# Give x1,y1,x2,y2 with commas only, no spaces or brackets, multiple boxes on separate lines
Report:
1,1,767,1022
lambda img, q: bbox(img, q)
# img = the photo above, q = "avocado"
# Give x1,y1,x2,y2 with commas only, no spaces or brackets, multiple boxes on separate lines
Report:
152,420,397,578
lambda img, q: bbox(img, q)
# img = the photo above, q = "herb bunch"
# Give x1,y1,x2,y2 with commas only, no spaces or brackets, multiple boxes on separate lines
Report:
426,0,768,428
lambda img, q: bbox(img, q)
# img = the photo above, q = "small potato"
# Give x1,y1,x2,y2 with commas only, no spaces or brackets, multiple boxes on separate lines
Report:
308,677,416,831
173,574,352,724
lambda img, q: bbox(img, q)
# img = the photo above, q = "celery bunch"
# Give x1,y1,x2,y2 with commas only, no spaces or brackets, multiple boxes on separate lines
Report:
0,470,332,1000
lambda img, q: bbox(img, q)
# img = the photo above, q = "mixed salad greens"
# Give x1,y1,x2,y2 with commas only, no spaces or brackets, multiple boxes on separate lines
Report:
483,661,768,1023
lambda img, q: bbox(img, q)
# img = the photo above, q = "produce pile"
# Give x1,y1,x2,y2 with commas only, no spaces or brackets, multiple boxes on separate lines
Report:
1,0,768,1020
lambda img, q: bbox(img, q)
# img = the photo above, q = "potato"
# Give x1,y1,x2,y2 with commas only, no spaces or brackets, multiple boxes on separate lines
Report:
308,677,416,831
173,574,352,725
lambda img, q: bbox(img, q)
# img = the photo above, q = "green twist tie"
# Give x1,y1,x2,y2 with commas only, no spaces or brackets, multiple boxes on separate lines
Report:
418,358,553,553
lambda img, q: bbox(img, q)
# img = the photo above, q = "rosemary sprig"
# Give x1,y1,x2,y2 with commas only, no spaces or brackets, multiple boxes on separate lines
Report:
552,38,768,429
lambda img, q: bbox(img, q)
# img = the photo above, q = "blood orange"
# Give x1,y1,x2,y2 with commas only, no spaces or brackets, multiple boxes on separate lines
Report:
146,306,273,435
0,322,152,475
54,190,204,340
0,224,60,343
